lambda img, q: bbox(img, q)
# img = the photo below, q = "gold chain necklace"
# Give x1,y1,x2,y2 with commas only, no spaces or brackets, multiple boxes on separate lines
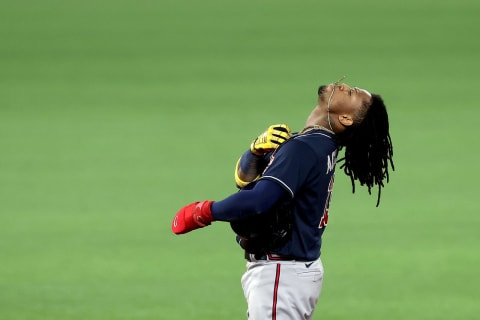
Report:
300,125,335,135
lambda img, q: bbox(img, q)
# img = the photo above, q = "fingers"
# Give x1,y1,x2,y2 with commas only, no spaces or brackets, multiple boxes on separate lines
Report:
271,124,290,133
251,124,291,155
268,124,291,145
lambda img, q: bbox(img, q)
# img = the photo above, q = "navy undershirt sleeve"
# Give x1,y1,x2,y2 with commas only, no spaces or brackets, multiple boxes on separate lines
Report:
211,179,288,222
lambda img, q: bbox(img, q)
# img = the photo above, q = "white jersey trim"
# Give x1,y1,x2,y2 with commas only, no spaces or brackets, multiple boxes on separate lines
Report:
299,131,333,139
261,176,294,198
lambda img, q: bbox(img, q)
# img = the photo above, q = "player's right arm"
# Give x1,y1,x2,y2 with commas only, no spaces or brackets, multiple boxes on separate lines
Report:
234,152,266,188
235,124,291,188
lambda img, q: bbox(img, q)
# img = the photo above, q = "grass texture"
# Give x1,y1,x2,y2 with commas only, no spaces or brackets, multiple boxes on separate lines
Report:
1,0,479,319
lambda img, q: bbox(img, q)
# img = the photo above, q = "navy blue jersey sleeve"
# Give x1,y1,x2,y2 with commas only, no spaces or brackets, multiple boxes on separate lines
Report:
261,139,318,197
211,179,288,222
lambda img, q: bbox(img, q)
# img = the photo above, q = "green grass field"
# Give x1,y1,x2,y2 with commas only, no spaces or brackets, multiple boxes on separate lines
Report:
1,0,479,319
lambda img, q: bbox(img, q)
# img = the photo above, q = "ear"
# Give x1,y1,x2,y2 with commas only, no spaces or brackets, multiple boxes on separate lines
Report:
338,114,353,127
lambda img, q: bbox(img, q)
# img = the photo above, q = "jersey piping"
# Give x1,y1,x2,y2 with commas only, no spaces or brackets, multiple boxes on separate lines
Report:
260,175,294,198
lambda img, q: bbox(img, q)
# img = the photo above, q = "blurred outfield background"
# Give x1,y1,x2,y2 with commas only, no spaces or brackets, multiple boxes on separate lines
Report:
1,0,479,319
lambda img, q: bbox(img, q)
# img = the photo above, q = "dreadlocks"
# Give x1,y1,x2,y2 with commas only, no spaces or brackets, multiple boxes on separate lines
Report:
336,94,394,206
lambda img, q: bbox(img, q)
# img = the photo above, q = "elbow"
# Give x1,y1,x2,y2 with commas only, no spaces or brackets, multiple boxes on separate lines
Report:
249,193,278,215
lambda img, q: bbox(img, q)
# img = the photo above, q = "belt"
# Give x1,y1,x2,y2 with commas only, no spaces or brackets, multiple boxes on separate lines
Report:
245,252,297,262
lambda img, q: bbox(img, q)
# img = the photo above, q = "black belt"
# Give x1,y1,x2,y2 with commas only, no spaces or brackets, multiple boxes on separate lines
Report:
245,252,297,262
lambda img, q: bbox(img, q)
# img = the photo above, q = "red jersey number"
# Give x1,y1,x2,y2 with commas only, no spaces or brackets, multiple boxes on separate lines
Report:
319,175,334,229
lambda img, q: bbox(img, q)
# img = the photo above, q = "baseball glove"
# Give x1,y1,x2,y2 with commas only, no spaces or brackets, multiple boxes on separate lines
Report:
230,199,293,255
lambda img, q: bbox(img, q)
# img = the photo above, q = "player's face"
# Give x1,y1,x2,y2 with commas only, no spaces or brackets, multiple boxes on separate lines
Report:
318,83,372,115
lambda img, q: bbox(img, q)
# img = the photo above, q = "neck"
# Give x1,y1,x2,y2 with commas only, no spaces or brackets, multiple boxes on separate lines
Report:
301,124,335,134
304,106,336,134
326,88,336,132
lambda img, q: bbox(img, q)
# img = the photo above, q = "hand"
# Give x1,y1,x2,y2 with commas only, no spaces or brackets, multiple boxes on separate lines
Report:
171,200,214,234
250,124,291,155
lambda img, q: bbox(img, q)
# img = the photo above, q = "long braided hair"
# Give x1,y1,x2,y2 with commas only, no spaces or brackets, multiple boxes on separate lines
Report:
336,94,394,206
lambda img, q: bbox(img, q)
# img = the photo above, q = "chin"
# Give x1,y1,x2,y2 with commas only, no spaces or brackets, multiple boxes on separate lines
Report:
317,85,327,96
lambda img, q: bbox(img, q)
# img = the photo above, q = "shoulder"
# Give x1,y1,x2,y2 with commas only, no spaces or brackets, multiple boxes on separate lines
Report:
294,131,336,143
279,131,336,154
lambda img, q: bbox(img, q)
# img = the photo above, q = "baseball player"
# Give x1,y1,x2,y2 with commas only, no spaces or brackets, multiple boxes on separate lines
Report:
171,80,394,319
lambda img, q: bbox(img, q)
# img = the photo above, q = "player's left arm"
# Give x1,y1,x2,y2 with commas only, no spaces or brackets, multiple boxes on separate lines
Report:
171,179,287,234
